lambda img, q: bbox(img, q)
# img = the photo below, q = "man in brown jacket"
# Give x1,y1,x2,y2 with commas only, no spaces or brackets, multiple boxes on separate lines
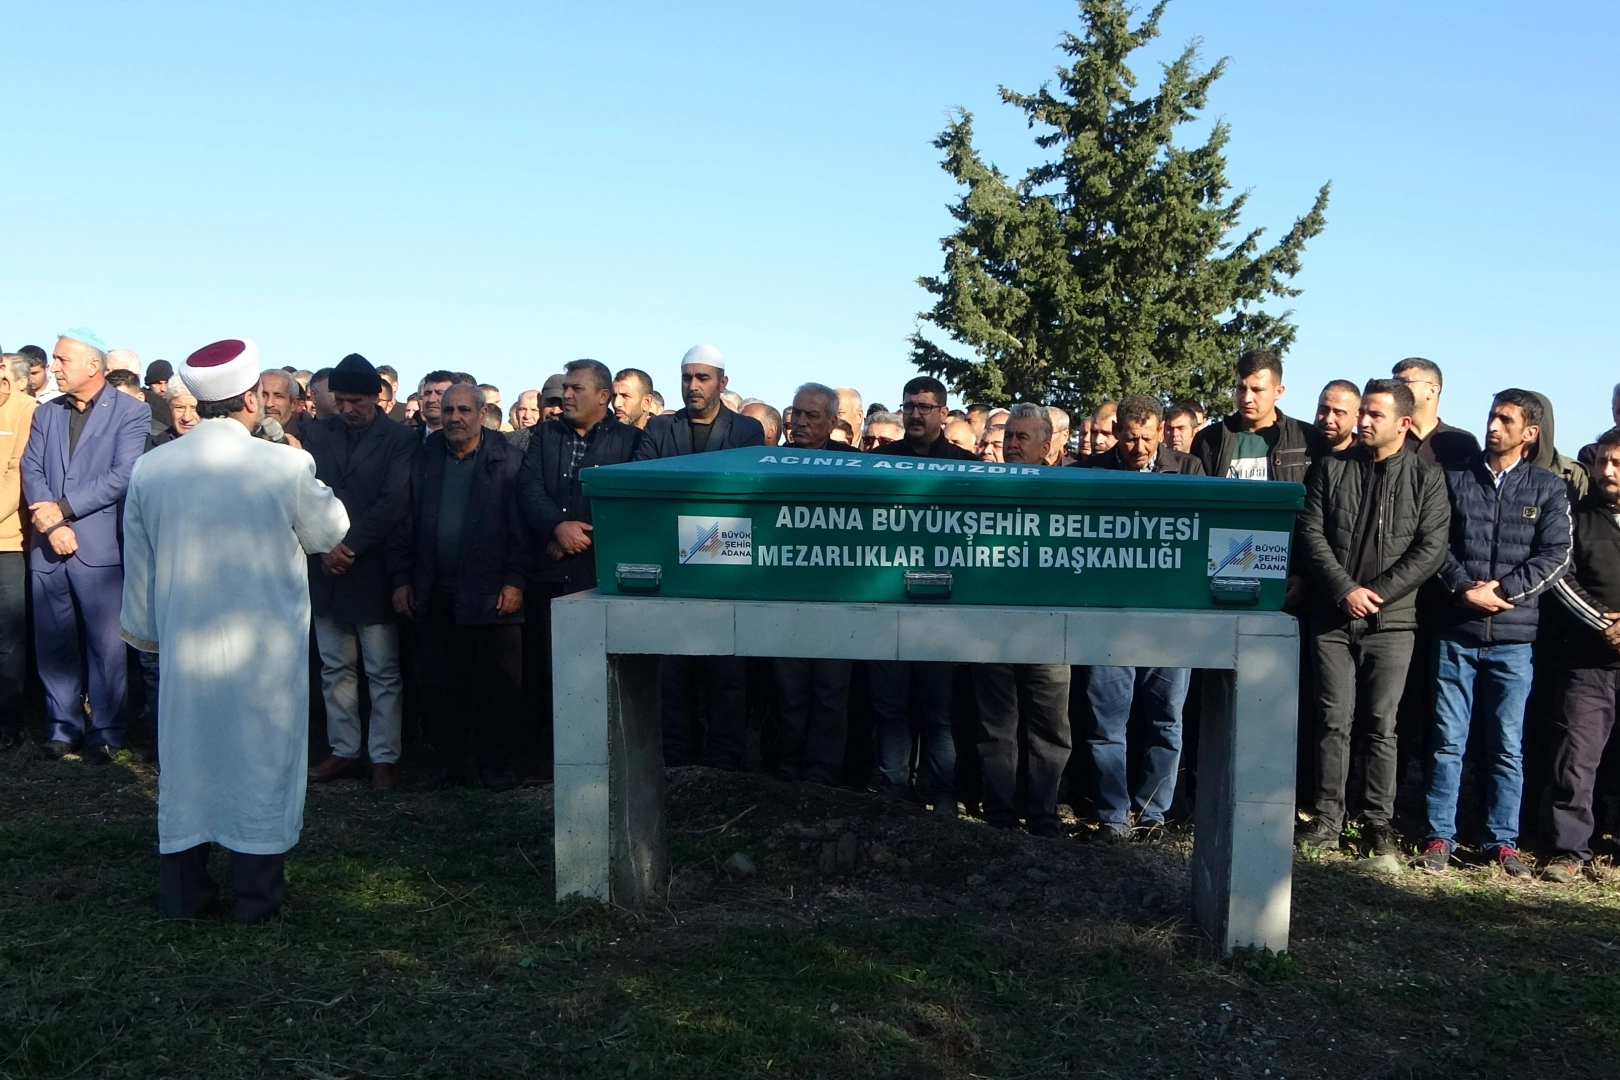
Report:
0,352,38,746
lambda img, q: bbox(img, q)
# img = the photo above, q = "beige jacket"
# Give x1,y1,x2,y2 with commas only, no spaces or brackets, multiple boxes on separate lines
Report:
0,392,39,552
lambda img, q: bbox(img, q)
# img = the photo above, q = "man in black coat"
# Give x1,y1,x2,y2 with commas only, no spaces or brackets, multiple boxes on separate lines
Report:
1293,379,1450,856
517,359,641,778
302,353,418,791
632,345,764,769
869,376,977,811
389,384,530,790
631,344,765,461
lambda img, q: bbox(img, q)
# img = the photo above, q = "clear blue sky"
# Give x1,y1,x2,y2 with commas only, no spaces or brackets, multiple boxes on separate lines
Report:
4,1,1616,445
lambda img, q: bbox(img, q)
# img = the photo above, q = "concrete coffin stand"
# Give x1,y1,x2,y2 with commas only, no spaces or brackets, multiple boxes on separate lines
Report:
552,593,1299,954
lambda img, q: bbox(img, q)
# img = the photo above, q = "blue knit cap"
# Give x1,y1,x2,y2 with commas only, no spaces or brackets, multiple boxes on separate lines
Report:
59,327,108,353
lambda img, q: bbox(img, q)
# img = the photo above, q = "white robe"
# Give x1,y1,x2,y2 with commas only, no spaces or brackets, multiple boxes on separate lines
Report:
120,419,350,855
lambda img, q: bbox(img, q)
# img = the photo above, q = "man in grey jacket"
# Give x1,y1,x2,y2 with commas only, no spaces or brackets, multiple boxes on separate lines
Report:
1295,379,1451,856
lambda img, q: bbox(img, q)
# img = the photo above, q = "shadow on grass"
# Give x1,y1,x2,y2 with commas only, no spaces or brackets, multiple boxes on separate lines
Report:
2,751,1619,1079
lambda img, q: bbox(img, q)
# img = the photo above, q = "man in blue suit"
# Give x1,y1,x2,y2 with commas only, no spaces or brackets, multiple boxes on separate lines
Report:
632,345,765,768
21,328,151,760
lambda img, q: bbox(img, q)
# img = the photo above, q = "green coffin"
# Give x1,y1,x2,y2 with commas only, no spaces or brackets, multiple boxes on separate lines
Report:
583,447,1304,610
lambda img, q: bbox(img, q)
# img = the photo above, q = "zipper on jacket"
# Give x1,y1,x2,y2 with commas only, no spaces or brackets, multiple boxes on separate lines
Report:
1485,469,1503,644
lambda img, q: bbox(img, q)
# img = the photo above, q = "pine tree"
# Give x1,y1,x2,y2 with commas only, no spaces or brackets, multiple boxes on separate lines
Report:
911,0,1330,416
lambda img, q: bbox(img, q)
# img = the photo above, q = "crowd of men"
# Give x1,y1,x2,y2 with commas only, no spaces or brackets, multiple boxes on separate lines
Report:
3,326,1618,920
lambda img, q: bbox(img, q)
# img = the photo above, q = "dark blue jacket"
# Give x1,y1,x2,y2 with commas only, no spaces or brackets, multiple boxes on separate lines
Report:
517,415,642,592
21,385,151,571
388,430,530,626
1437,454,1572,645
632,407,765,460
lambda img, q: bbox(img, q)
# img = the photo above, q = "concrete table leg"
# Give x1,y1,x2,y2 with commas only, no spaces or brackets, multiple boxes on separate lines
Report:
553,596,669,904
1192,616,1298,953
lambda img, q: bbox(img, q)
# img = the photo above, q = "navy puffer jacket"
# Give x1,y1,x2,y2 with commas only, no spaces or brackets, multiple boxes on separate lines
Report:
1436,455,1572,645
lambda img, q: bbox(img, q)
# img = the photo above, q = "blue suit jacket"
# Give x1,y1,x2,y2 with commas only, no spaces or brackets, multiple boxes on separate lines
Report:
21,385,152,572
632,407,765,460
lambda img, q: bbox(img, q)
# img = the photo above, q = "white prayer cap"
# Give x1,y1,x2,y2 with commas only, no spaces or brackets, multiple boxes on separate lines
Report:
106,349,141,373
681,344,724,371
181,338,261,403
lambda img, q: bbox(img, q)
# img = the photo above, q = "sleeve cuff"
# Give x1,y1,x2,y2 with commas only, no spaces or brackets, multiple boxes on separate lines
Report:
58,498,74,521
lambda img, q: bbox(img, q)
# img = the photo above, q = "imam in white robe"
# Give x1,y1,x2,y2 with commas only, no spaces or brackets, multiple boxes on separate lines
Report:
120,418,349,855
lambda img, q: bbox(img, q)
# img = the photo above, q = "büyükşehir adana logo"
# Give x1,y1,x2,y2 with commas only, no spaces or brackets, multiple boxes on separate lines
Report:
1207,528,1290,579
678,516,753,565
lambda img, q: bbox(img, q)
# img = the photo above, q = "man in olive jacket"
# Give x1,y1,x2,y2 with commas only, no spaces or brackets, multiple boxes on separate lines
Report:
1294,379,1450,856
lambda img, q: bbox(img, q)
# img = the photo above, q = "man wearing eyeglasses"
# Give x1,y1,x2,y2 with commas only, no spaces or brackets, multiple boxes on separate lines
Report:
1392,358,1479,468
866,377,975,811
878,377,977,462
862,411,903,452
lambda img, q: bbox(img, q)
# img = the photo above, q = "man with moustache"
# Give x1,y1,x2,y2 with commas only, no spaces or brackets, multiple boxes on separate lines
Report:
972,403,1073,835
391,384,530,790
634,345,765,769
868,376,975,811
1294,379,1450,856
612,369,656,430
768,383,854,784
301,353,418,791
1314,380,1362,454
1083,396,1203,838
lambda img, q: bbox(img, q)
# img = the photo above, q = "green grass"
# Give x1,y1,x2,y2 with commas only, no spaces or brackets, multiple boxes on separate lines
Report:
3,746,1620,1079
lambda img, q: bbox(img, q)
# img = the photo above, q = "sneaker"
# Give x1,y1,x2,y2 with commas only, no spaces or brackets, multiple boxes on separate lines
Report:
1414,839,1451,874
1132,819,1166,843
1097,823,1131,845
1494,846,1533,880
1364,824,1400,859
1542,855,1587,884
1294,818,1341,850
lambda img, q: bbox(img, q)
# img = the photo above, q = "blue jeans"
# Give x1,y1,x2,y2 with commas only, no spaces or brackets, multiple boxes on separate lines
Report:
1086,665,1191,827
870,660,956,798
1425,637,1534,852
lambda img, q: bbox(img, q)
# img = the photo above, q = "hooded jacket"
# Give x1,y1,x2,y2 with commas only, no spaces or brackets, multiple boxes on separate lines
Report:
1528,391,1588,504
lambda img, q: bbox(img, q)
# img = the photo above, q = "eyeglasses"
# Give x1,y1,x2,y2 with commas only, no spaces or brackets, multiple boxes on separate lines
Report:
901,401,943,415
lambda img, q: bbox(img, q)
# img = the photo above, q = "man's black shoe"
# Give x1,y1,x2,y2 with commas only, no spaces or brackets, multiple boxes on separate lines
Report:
1294,818,1340,850
42,739,76,760
1364,824,1400,859
80,744,118,765
1028,821,1062,839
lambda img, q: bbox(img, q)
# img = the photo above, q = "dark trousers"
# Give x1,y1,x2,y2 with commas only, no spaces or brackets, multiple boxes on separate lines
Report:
413,594,523,768
0,552,25,731
871,659,957,798
32,561,128,747
1310,621,1414,831
771,657,852,781
974,663,1072,828
522,581,567,768
662,656,747,768
160,844,286,924
1548,667,1619,860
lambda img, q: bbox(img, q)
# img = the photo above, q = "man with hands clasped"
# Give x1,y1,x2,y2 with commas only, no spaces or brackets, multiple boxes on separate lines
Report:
1414,390,1571,878
389,384,531,790
1294,379,1450,856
